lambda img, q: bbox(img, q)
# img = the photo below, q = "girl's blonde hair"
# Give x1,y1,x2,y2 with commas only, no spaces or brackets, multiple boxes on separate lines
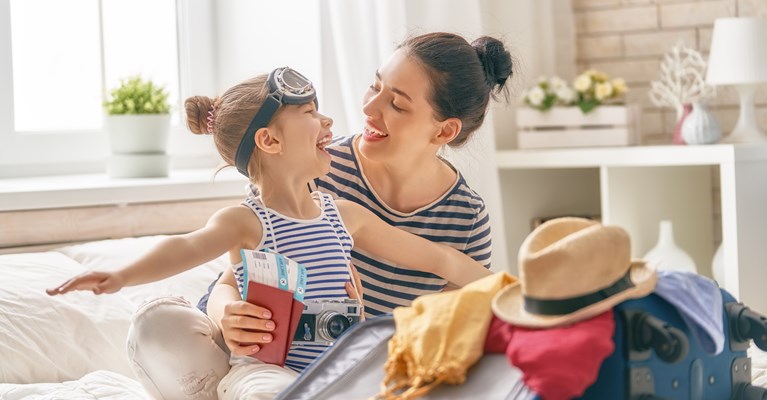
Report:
185,74,273,182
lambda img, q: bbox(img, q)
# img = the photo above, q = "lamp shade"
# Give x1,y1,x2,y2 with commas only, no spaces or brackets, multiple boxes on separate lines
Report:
706,17,767,85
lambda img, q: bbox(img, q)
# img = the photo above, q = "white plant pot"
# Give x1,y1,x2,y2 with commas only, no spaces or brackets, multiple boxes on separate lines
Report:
105,114,171,178
106,114,170,154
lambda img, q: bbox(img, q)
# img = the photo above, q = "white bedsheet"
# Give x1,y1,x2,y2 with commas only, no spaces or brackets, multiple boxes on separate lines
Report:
0,252,136,384
752,345,767,388
0,236,228,398
0,370,151,400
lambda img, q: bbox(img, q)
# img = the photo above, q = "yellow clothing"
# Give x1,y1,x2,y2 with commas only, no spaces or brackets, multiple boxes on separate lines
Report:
379,272,518,399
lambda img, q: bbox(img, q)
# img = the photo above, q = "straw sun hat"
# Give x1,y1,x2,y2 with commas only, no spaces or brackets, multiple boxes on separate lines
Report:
492,217,657,328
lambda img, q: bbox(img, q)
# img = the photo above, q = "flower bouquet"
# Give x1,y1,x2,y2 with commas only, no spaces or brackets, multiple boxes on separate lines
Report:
523,70,628,114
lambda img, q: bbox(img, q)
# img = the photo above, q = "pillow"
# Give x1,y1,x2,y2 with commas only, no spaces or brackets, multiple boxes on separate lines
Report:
56,235,229,308
0,252,136,384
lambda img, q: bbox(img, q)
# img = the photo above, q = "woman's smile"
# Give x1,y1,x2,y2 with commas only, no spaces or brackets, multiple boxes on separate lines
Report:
362,125,388,141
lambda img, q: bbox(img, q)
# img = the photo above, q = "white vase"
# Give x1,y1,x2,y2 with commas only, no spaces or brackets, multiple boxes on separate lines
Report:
712,242,724,284
681,102,722,145
643,220,697,273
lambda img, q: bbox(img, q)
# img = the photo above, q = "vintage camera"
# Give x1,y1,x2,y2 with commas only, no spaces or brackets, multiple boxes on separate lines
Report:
293,299,362,345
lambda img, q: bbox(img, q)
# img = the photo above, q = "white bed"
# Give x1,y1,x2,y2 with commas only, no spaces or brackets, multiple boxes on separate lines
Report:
0,235,228,399
2,235,767,398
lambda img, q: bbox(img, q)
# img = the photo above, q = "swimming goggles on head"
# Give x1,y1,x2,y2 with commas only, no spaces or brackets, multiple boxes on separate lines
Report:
234,67,318,177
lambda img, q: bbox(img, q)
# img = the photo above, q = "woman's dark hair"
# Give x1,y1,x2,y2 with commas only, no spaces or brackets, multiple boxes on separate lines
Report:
398,32,513,147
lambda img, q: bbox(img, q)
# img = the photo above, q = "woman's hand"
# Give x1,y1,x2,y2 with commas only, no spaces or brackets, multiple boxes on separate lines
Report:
220,300,277,356
345,263,365,320
46,271,125,296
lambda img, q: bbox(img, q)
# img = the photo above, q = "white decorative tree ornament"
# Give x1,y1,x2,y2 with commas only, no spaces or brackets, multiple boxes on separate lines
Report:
648,41,716,120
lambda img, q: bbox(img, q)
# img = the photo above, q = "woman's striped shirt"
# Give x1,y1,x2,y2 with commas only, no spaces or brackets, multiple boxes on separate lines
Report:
310,135,492,317
239,192,354,372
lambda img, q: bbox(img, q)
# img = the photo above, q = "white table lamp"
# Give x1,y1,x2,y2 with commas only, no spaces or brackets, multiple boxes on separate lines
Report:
706,17,767,143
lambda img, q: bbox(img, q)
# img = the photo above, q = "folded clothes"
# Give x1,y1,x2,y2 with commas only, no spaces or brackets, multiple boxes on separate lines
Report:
654,270,724,355
484,310,615,400
381,272,517,399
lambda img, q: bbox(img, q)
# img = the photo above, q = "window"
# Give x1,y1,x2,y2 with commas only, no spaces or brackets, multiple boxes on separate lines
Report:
10,0,179,132
0,0,215,178
10,0,103,132
0,1,327,179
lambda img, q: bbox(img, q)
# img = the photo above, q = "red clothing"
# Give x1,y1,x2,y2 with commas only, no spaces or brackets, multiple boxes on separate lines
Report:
483,311,615,400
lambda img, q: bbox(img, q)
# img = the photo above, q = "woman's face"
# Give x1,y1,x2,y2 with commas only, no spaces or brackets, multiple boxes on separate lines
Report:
270,102,334,180
360,49,443,163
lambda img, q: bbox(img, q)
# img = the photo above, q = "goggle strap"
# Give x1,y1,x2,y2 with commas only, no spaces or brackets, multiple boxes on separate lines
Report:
234,94,281,177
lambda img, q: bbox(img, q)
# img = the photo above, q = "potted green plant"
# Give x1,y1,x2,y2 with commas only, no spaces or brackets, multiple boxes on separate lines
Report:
104,76,172,178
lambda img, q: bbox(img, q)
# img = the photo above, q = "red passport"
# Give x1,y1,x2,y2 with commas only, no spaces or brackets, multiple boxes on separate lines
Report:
245,280,304,366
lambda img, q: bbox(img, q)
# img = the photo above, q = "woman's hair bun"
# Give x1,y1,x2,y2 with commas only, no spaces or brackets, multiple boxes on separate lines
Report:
472,36,513,90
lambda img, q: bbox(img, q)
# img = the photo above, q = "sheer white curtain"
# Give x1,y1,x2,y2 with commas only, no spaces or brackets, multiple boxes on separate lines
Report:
318,0,406,138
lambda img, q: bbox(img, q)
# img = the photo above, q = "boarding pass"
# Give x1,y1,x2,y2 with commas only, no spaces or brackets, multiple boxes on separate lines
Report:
238,249,307,301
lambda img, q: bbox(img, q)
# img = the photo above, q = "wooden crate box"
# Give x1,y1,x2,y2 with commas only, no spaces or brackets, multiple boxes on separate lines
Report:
516,105,641,149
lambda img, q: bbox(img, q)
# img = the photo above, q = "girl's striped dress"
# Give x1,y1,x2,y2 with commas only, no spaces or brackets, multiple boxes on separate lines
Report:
238,191,354,372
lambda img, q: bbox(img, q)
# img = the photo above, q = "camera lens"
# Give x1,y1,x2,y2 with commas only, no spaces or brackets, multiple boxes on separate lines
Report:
316,312,351,342
327,317,347,337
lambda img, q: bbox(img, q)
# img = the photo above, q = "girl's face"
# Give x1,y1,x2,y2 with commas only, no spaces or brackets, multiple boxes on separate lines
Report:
359,49,444,163
272,102,334,180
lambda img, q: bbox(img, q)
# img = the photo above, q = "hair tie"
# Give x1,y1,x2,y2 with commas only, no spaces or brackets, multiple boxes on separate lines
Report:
206,104,216,135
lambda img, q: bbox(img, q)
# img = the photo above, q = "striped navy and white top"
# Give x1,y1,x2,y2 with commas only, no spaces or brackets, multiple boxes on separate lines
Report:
240,192,354,372
309,135,492,317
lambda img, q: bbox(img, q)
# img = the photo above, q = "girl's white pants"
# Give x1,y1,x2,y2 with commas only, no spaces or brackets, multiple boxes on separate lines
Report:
127,296,297,400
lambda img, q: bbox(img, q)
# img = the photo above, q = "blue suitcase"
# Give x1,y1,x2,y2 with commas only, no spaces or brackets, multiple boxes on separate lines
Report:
277,289,767,399
581,289,767,399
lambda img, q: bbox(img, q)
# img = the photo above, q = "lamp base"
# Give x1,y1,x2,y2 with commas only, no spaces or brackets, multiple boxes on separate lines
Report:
721,126,767,144
719,84,767,144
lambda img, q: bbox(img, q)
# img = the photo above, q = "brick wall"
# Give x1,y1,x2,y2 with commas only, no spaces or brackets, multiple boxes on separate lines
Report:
572,0,767,144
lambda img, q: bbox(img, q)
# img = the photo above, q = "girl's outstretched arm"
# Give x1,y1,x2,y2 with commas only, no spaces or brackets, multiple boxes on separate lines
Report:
336,200,492,287
47,206,258,295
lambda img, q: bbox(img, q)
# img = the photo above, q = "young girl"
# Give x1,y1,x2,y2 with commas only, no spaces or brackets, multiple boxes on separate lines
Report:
46,67,492,400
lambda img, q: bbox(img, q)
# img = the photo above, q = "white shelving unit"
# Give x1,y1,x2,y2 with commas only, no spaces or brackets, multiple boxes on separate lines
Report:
496,144,767,313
